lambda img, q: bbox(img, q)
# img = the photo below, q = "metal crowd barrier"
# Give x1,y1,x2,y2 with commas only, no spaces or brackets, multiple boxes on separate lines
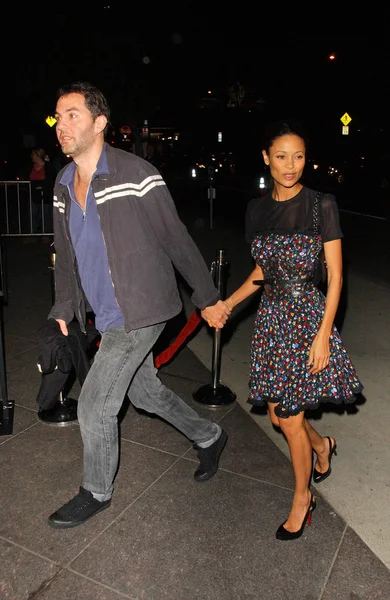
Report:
0,181,53,236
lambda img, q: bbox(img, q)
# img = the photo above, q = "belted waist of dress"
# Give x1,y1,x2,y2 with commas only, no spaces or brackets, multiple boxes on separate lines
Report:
253,277,313,287
253,277,314,297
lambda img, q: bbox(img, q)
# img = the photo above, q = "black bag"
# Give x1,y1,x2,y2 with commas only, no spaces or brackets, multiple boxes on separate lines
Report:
36,318,100,410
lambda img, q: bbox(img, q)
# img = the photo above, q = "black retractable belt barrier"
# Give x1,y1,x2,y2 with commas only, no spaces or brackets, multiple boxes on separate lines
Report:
38,250,78,425
0,301,14,435
207,166,216,230
38,389,78,426
193,249,236,407
0,236,14,436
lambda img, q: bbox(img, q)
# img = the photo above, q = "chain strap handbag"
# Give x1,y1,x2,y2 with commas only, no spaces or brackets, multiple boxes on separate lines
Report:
313,191,327,285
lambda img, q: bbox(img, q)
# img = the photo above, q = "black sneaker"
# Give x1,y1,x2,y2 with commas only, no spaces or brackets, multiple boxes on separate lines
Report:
193,429,228,482
48,486,111,529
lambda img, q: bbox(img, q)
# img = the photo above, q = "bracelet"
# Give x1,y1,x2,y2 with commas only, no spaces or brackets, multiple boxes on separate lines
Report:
223,300,233,312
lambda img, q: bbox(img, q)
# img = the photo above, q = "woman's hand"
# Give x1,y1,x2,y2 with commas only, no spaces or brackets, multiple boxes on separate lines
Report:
223,298,234,313
308,333,330,374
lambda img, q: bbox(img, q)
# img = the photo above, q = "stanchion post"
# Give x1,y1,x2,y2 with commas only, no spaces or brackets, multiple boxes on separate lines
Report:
0,237,14,436
0,299,14,435
193,249,236,408
211,249,226,390
207,166,216,230
207,184,216,230
48,251,56,306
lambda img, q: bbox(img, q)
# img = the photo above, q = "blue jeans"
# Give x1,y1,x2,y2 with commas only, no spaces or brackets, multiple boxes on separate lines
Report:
77,324,220,501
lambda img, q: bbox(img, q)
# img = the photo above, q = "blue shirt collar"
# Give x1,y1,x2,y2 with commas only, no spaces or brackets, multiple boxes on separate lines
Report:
59,144,109,186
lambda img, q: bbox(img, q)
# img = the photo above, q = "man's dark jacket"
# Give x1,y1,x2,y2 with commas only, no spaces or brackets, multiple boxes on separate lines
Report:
48,143,219,333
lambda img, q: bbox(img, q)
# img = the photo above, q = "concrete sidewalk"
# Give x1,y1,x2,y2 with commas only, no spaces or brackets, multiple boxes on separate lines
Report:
0,233,389,600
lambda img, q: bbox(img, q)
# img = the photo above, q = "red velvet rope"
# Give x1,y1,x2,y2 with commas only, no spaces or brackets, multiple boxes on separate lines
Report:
154,311,202,368
91,312,202,369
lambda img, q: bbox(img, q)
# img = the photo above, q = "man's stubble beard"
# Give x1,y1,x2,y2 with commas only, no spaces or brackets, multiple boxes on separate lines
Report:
61,133,95,159
60,141,76,158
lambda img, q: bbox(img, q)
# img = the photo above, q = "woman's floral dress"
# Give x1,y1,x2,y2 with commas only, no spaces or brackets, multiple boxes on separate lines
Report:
246,187,363,418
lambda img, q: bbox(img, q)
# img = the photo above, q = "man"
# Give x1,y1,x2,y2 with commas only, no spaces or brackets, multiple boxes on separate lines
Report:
47,82,231,528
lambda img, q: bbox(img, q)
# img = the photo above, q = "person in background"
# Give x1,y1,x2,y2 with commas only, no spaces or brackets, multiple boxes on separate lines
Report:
155,141,168,175
47,81,230,529
144,141,158,167
29,147,55,236
224,120,363,541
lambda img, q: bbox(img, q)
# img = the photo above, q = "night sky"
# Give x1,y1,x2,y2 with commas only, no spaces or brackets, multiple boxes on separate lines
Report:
3,5,390,159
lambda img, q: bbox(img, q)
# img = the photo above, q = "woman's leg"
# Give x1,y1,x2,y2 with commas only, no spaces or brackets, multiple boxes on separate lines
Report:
304,419,336,475
276,410,313,532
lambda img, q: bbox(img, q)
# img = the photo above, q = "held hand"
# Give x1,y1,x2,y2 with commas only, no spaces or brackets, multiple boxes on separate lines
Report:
201,300,231,330
223,298,234,313
308,333,330,374
56,319,69,337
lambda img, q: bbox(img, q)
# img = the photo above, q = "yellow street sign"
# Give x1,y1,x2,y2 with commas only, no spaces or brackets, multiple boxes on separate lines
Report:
340,112,352,126
342,126,349,135
46,116,57,127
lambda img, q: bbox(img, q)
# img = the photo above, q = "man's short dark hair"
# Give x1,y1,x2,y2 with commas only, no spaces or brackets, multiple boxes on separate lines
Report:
56,82,111,133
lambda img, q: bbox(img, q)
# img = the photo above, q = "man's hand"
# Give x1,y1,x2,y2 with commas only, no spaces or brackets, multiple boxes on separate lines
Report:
201,300,231,329
56,319,69,336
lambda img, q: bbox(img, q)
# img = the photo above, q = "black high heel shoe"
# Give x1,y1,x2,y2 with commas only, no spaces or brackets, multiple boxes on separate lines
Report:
313,436,337,484
276,494,316,541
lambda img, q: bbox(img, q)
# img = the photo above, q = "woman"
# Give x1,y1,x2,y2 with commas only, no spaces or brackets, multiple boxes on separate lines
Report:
224,121,363,540
29,148,55,235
